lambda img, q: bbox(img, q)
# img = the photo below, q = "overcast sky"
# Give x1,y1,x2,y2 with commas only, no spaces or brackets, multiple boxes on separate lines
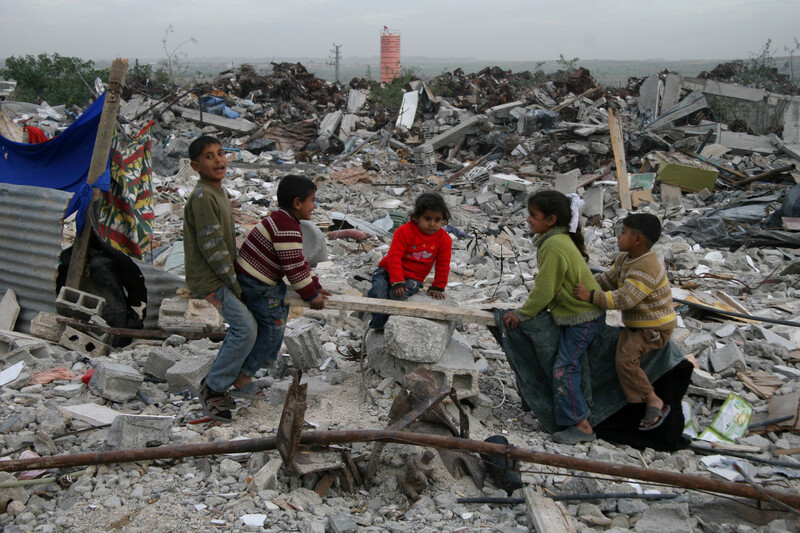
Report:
2,0,798,63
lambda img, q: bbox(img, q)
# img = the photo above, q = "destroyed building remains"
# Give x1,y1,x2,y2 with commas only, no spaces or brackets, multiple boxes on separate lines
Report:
0,58,799,532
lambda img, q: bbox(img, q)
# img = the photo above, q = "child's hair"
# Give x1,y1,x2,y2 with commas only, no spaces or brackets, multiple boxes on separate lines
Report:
277,175,317,210
622,213,662,248
527,190,587,259
410,192,451,224
188,135,222,161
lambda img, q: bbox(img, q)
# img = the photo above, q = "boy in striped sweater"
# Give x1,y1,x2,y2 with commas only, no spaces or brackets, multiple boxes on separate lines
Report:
574,214,677,431
235,174,330,386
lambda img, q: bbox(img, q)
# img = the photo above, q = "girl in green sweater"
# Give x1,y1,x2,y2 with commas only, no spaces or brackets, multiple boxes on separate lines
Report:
503,190,605,444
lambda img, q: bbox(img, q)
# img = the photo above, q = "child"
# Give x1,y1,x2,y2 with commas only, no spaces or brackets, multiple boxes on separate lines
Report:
235,174,330,393
503,190,605,444
183,135,256,422
574,213,676,431
368,192,452,329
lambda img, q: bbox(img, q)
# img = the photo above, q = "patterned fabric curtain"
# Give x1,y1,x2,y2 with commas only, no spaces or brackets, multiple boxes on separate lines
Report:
97,124,154,259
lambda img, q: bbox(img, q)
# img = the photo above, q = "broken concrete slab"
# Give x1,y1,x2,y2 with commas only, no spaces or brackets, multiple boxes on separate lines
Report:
709,343,747,373
173,106,257,134
165,354,215,395
718,130,778,154
106,414,172,449
88,362,144,402
660,183,683,209
0,289,20,331
319,111,343,136
754,325,798,351
581,187,604,217
383,315,453,364
489,173,531,193
63,403,122,427
284,319,326,370
346,89,368,114
144,347,182,380
158,298,223,334
29,312,65,343
248,456,283,491
427,115,482,150
554,169,580,195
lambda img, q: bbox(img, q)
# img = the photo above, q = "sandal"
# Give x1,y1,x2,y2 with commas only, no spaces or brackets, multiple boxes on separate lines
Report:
200,382,234,422
639,404,671,431
229,381,268,400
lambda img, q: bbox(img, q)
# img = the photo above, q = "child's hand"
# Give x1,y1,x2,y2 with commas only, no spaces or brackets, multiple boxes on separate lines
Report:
309,293,326,310
503,310,521,330
573,281,590,302
427,289,445,300
392,285,406,298
319,288,333,298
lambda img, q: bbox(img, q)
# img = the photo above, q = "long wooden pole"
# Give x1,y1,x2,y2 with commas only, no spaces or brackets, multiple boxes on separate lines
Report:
65,59,129,289
607,108,632,211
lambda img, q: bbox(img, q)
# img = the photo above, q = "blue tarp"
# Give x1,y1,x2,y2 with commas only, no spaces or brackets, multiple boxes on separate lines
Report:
0,93,111,234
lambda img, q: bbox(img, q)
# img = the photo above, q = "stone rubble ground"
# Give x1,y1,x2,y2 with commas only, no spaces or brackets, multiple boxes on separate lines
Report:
1,62,800,532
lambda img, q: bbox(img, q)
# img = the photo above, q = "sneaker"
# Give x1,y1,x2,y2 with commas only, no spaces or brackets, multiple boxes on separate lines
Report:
552,426,597,445
199,382,234,422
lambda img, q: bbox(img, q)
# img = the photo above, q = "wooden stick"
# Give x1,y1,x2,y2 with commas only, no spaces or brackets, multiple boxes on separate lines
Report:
285,294,497,325
607,108,632,211
65,59,129,289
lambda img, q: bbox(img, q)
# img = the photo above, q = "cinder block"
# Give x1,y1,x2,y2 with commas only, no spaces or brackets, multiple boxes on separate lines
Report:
106,414,172,449
55,286,106,321
0,348,37,366
426,332,480,400
13,338,54,360
59,326,110,356
88,362,143,402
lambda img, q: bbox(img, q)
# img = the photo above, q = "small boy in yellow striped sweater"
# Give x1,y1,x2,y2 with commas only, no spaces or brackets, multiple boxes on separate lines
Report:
574,214,676,431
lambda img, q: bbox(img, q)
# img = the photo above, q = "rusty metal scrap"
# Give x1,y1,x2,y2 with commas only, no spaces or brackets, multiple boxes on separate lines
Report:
2,429,800,508
276,370,308,473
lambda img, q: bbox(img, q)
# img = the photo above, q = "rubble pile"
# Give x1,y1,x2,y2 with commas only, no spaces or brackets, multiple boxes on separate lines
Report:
1,59,800,532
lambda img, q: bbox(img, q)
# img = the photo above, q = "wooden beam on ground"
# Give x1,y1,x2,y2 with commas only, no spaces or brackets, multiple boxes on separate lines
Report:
524,487,577,533
174,106,257,134
607,108,632,211
65,59,128,289
551,86,602,113
284,294,497,325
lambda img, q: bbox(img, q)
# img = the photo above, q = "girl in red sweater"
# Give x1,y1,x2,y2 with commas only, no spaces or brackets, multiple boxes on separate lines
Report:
367,193,453,329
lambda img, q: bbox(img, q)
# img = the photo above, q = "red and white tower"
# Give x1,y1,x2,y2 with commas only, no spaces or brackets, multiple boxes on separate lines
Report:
380,27,401,83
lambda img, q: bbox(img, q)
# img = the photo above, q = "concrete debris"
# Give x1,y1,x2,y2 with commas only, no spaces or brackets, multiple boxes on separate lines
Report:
2,59,800,532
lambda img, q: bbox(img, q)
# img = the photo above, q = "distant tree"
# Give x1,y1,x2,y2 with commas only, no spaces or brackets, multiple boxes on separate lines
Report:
0,53,107,105
556,54,580,72
160,24,197,87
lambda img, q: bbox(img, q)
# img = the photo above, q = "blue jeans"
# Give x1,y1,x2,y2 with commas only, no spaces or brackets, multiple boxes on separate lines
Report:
367,267,423,328
553,316,606,427
238,273,289,377
201,284,257,393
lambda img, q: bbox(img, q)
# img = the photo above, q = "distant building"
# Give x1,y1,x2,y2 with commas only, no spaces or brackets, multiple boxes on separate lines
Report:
0,80,17,101
380,27,401,83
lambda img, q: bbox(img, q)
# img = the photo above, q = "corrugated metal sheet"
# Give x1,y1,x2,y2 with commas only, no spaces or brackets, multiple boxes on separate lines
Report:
0,183,72,333
133,259,184,330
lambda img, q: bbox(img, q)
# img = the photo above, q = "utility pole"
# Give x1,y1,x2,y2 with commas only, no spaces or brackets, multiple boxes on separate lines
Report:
327,43,341,84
